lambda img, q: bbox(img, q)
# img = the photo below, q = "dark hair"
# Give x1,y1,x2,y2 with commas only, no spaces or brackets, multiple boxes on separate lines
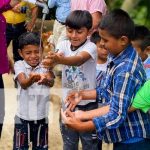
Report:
18,32,42,50
90,31,101,44
99,9,135,40
141,35,150,51
133,25,150,40
65,10,92,30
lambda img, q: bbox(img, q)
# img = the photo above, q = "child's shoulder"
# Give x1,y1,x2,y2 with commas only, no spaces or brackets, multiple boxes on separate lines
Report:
14,60,24,67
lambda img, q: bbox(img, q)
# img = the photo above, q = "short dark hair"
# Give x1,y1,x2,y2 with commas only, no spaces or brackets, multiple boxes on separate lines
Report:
133,25,150,41
99,9,135,40
90,31,101,44
19,32,42,50
141,35,150,51
65,10,92,30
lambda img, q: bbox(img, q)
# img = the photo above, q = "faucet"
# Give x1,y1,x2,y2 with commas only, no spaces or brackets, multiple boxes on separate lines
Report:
35,1,49,21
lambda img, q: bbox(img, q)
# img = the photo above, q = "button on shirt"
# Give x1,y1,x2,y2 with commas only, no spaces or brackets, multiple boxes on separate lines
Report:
0,0,11,74
93,45,150,143
48,0,70,23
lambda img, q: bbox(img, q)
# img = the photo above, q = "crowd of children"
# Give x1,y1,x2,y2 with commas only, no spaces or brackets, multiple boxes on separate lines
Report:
1,0,150,150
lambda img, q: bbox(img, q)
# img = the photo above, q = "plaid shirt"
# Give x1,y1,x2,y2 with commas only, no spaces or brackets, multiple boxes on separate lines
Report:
93,45,150,143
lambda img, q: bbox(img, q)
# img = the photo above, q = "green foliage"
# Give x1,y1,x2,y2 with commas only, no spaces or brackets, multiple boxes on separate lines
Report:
105,0,150,29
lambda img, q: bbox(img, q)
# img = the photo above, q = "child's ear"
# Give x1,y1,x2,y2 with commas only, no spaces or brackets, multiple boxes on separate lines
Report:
18,49,23,58
120,36,129,46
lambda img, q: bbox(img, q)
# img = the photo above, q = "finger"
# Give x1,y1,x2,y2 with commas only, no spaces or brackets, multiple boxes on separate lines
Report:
70,104,76,111
67,103,73,111
66,110,74,118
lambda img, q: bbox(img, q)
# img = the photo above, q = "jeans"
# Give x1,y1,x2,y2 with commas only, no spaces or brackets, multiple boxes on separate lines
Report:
60,102,99,150
0,74,4,138
6,22,26,62
113,139,150,150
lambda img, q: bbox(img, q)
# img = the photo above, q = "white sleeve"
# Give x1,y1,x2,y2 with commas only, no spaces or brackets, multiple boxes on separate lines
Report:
14,61,25,80
81,41,97,61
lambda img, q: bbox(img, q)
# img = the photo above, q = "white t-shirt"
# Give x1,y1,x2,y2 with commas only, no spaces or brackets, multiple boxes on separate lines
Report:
56,39,97,105
14,60,50,120
96,62,107,87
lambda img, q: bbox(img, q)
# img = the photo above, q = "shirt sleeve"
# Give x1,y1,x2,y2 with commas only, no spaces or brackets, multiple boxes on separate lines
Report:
14,61,25,80
93,72,139,138
88,0,107,15
81,41,97,61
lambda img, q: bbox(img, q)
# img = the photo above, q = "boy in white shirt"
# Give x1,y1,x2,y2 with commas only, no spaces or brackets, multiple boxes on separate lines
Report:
43,10,98,150
13,32,55,150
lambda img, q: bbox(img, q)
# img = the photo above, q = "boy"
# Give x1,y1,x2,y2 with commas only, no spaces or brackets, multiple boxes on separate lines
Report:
43,10,98,150
90,31,108,87
61,9,150,150
132,25,150,79
90,31,108,150
13,32,55,150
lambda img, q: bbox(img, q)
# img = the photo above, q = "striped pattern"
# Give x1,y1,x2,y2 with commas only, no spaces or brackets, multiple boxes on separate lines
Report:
93,45,150,143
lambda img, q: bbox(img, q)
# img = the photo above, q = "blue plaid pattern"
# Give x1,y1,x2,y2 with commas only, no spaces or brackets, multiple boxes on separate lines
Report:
93,45,150,143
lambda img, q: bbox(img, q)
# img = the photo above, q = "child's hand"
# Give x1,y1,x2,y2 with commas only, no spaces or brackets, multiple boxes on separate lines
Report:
42,52,61,68
65,91,82,111
29,73,41,83
37,73,55,87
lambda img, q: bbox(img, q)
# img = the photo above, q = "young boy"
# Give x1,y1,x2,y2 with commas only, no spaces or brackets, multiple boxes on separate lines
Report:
90,31,108,87
132,25,150,79
13,32,55,150
61,9,150,150
42,10,98,150
90,31,108,150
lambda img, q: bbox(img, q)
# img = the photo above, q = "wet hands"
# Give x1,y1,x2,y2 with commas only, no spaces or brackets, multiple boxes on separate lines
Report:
61,109,82,131
29,72,41,83
42,51,62,68
65,91,82,111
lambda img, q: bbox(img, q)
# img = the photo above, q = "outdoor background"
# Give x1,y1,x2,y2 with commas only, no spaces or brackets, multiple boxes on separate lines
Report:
0,0,150,149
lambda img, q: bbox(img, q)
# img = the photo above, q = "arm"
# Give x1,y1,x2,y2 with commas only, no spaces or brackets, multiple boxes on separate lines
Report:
25,5,38,31
75,105,109,121
16,72,41,89
88,0,107,32
42,51,92,68
93,72,139,135
91,12,102,32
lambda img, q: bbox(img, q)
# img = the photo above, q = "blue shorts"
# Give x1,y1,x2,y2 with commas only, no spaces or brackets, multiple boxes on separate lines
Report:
13,115,48,150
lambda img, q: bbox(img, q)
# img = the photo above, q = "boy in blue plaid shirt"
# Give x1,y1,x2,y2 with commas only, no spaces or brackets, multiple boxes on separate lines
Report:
62,9,150,150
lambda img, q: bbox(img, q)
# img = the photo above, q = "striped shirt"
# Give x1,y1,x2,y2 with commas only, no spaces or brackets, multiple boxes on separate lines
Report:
93,45,150,143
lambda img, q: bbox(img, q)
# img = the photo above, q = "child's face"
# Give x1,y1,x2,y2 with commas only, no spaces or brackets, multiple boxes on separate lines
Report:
19,45,42,67
132,40,148,61
99,29,126,56
66,27,90,47
96,41,108,61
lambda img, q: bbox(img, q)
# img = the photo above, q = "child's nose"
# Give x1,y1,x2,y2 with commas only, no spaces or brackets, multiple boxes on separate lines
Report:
72,31,77,37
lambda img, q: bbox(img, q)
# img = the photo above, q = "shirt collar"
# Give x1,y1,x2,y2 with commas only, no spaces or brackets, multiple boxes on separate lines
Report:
108,44,134,66
23,60,41,70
